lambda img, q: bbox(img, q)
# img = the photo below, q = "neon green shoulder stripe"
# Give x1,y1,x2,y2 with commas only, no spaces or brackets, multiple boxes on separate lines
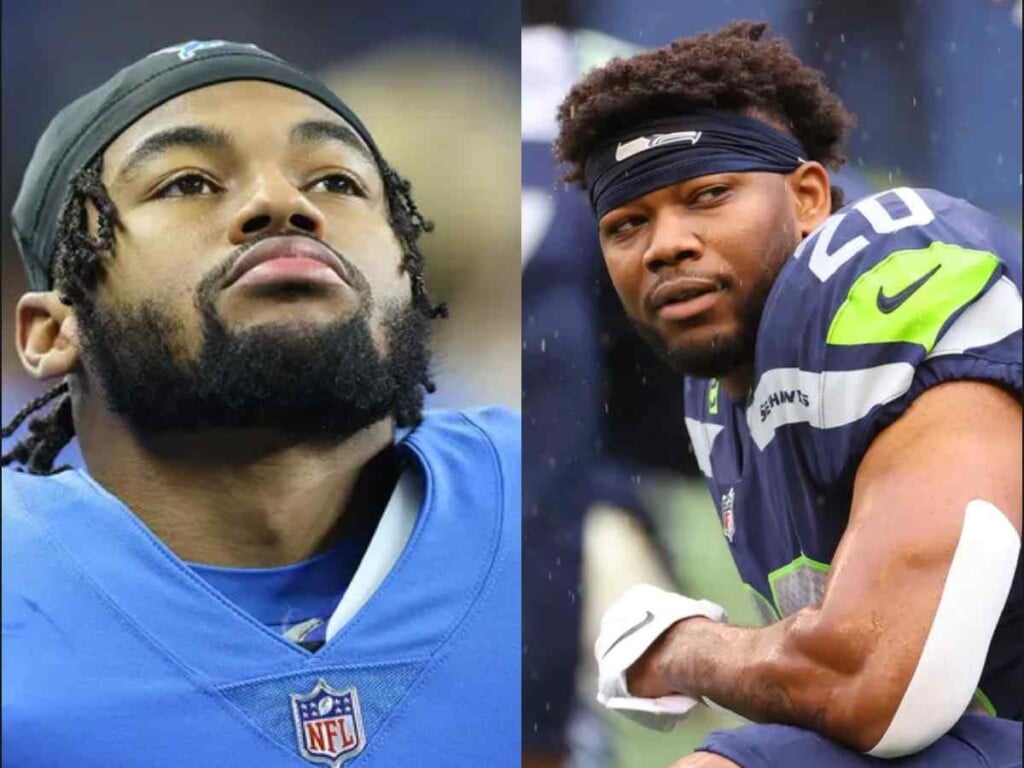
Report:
972,687,998,717
827,242,999,352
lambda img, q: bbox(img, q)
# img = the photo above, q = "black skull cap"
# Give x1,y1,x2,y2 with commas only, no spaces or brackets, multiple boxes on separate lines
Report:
12,40,384,291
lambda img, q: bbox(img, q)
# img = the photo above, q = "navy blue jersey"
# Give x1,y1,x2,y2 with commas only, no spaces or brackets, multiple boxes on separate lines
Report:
2,408,520,767
683,188,1022,719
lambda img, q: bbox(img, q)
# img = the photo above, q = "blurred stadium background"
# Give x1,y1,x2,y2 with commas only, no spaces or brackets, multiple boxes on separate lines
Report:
522,1,1021,767
1,0,521,460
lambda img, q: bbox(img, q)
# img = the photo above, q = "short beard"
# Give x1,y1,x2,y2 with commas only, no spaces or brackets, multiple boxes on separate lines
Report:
74,254,431,441
633,244,791,381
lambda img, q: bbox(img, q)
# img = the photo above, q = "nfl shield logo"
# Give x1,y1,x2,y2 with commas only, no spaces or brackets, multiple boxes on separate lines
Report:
721,487,736,543
291,679,366,766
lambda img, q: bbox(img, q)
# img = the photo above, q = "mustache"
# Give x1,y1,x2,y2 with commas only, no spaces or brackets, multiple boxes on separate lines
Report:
650,270,728,292
195,232,373,307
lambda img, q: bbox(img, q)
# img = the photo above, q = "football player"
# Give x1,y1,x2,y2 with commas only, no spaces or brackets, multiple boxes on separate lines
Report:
554,21,1022,768
2,41,519,767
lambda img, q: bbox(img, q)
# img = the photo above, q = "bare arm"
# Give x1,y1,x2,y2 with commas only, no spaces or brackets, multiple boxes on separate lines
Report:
628,380,1022,750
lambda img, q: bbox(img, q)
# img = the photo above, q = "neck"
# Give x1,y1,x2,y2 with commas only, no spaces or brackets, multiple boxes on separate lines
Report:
719,361,755,402
75,396,397,568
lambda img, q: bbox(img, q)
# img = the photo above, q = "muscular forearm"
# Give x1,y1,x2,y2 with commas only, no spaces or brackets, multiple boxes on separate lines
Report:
631,611,875,748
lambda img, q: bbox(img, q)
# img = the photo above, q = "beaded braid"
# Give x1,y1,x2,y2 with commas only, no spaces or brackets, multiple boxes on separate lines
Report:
379,162,448,321
378,161,447,396
0,381,73,474
3,152,445,473
1,154,118,474
51,157,120,306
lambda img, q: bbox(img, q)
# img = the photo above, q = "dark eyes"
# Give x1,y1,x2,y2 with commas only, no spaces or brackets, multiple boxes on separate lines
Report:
154,173,219,199
308,173,366,197
603,185,731,239
152,171,366,200
691,185,730,205
604,215,647,238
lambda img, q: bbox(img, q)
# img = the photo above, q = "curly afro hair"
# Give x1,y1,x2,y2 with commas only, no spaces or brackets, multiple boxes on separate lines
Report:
555,21,855,211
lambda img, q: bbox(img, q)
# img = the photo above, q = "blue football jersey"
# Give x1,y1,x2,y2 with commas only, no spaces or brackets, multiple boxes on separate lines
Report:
683,188,1022,719
2,407,520,767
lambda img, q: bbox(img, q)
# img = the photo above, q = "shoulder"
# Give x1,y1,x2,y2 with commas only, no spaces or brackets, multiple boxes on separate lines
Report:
761,187,1021,366
2,466,61,522
790,187,1020,283
750,188,1021,469
2,469,75,596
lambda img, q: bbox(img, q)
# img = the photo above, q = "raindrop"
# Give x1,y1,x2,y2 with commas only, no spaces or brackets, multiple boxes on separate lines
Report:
949,41,957,53
540,338,546,353
840,33,846,43
806,11,814,24
911,96,917,107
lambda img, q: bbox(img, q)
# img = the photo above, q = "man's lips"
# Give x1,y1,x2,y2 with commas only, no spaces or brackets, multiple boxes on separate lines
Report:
646,276,722,316
222,236,351,289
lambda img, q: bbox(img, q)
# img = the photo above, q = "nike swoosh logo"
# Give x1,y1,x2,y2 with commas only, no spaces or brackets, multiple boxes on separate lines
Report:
601,610,655,659
876,263,942,314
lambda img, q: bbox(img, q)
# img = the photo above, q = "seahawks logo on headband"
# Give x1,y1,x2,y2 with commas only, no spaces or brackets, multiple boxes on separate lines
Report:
614,130,702,162
586,112,808,217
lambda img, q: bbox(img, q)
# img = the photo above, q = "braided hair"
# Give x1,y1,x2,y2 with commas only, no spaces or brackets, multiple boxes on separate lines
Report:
2,153,445,474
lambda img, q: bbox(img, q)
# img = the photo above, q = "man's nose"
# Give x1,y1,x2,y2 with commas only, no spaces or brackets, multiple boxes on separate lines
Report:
641,211,704,273
228,170,326,244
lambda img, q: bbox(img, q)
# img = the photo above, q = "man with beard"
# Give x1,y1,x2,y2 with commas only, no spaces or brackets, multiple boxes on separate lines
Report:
2,40,519,767
554,22,1021,768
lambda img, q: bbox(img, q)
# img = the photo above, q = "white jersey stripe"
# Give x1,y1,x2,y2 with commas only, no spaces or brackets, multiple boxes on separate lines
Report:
928,276,1022,358
684,418,724,477
747,364,915,451
745,277,1018,451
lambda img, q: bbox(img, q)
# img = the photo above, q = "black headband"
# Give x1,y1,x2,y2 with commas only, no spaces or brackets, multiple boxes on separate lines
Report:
12,40,386,291
583,110,808,219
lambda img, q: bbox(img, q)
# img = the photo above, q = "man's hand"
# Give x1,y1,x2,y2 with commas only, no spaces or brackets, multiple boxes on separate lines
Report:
594,584,726,730
625,617,708,699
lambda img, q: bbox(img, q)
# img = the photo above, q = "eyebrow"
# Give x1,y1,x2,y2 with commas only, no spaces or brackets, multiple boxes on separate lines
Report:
116,124,231,183
289,119,375,166
114,119,376,186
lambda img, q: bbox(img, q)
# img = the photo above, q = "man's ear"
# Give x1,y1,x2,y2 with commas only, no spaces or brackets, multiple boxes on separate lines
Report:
788,161,833,236
16,292,81,379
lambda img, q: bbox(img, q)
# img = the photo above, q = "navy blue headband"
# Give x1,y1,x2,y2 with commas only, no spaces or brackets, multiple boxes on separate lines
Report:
13,40,385,291
583,111,808,219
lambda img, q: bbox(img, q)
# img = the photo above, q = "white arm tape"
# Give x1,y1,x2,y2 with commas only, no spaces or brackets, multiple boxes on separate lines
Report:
869,499,1020,757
